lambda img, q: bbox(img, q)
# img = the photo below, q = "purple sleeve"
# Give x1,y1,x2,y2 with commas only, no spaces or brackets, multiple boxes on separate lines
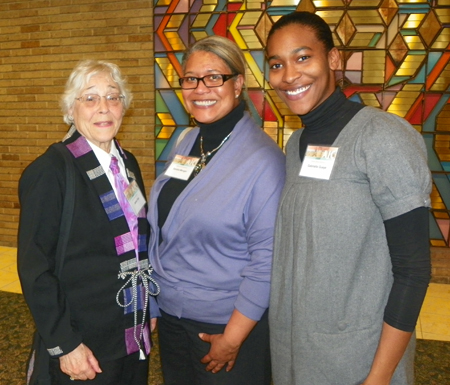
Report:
234,150,286,321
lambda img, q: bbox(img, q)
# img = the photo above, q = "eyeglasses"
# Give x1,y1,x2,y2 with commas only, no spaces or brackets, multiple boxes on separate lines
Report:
75,93,124,108
178,74,238,90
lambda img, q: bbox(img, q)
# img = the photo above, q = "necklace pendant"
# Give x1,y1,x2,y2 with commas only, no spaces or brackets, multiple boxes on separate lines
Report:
193,163,202,176
195,132,232,178
193,159,206,176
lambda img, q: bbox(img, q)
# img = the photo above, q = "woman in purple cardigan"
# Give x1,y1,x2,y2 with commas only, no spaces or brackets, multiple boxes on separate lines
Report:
147,36,285,385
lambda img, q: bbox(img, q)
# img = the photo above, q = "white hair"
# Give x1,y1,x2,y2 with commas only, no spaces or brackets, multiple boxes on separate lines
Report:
61,60,132,125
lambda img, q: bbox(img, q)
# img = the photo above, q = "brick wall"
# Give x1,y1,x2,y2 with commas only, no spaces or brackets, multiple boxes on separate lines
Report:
0,0,154,247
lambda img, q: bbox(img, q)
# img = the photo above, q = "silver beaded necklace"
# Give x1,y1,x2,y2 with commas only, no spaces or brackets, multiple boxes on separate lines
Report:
193,132,232,176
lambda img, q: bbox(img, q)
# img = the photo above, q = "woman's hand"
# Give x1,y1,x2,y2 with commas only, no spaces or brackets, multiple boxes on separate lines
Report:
359,322,413,385
59,343,102,381
199,332,240,373
198,309,257,373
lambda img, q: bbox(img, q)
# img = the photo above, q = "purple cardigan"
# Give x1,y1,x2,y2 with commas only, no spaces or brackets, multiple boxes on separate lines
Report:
148,112,285,324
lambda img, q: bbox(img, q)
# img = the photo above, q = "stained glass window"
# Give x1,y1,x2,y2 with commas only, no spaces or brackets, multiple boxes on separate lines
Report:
154,0,450,247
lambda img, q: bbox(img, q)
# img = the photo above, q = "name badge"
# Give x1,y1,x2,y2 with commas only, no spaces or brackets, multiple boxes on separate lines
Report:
299,145,339,180
124,180,146,216
165,154,200,180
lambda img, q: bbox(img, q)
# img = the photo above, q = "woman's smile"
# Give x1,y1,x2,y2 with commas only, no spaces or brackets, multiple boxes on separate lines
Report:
282,84,312,98
192,99,218,107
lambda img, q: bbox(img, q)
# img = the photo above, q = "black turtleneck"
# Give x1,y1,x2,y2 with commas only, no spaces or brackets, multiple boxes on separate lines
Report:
299,87,363,161
157,101,245,232
299,87,429,332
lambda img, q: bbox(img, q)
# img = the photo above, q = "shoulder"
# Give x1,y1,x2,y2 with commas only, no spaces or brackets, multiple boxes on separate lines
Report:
21,144,65,179
346,107,426,155
238,113,285,159
19,144,66,197
234,119,286,184
352,108,429,177
358,107,418,136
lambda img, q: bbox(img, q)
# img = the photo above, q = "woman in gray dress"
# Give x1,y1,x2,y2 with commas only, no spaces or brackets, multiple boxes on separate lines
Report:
266,11,432,385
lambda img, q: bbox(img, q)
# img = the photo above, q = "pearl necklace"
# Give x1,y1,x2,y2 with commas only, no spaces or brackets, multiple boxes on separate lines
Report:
193,132,232,176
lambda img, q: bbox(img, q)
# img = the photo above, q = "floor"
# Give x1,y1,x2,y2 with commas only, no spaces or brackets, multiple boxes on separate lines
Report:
1,245,449,342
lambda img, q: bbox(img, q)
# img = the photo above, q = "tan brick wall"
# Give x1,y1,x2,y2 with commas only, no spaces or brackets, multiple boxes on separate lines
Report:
0,1,154,247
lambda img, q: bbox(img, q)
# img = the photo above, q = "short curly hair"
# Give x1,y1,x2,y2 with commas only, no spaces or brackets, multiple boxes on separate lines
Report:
61,60,132,125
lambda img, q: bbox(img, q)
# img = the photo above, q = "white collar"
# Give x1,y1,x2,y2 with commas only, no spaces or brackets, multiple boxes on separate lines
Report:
86,138,127,180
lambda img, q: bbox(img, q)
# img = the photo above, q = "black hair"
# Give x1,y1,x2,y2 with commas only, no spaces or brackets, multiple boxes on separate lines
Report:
267,11,335,52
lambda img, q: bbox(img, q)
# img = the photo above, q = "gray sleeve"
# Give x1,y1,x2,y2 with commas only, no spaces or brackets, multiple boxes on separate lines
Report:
357,110,431,220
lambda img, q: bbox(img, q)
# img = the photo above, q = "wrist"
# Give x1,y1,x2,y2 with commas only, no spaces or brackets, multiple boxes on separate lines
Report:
222,330,244,348
364,369,393,385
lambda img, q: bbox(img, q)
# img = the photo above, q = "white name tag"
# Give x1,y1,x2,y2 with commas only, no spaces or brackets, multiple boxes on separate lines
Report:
165,154,200,180
299,145,339,180
124,180,146,216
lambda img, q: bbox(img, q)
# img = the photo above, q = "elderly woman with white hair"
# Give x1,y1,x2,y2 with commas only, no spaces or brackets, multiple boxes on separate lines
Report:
18,60,158,384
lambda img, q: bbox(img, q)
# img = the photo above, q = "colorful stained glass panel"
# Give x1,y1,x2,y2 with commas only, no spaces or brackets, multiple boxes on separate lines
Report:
154,0,450,248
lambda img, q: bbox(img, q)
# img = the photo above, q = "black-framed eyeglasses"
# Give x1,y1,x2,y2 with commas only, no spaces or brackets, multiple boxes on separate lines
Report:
178,74,238,90
75,93,124,108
